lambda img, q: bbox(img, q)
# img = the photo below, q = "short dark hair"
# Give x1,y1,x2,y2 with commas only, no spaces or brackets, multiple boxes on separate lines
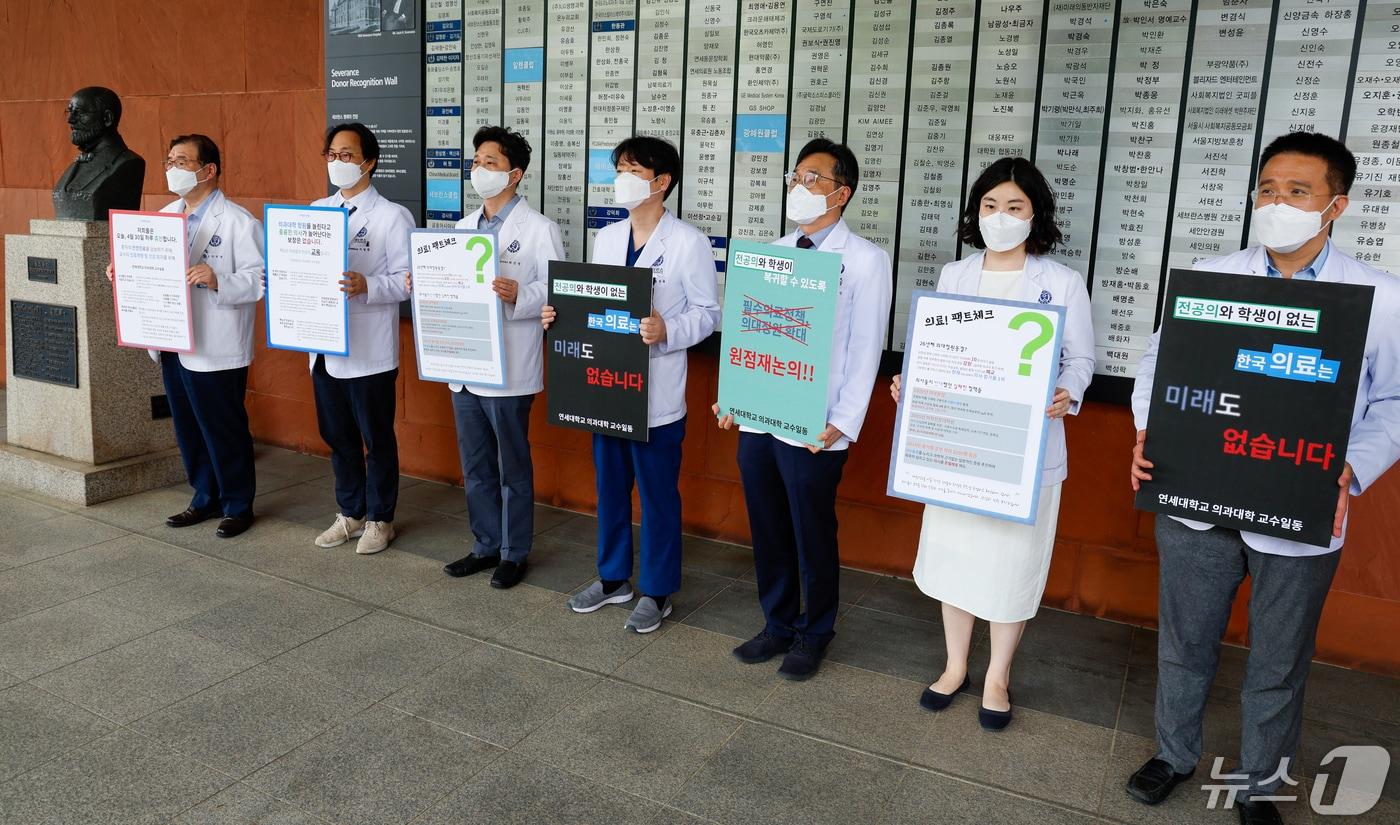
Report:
324,123,380,174
795,138,859,212
611,136,681,198
473,125,532,172
958,157,1062,256
1258,132,1356,195
168,133,222,175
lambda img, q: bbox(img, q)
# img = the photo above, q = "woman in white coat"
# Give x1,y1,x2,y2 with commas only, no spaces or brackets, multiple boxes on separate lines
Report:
891,157,1095,729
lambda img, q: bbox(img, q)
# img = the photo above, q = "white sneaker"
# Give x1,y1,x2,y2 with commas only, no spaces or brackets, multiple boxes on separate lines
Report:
355,520,395,555
315,514,365,548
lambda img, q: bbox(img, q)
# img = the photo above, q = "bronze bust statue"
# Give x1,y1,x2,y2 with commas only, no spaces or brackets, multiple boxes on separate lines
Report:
52,87,145,221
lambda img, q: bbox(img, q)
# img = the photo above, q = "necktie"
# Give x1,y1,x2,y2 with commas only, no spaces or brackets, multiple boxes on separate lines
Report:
797,235,814,249
344,204,357,216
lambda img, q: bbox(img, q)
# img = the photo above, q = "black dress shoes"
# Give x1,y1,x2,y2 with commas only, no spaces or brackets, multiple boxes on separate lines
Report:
215,514,254,538
443,553,501,578
919,674,971,712
490,559,527,589
1125,757,1195,805
777,638,826,681
978,689,1014,730
1237,799,1283,825
732,631,794,664
167,506,220,528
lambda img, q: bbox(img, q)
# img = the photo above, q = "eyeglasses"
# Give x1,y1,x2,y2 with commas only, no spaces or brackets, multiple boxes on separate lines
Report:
163,158,203,171
322,150,361,163
1249,188,1338,208
784,170,842,190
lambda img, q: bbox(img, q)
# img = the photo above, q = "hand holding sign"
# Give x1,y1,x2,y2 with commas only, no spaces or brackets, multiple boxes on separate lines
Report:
1130,429,1154,491
1334,462,1353,538
492,277,518,304
339,270,367,296
640,308,667,345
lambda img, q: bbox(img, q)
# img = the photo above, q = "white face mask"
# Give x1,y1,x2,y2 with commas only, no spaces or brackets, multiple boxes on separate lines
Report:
166,164,208,198
613,172,659,210
785,184,837,225
327,159,368,190
1253,198,1337,254
470,166,514,200
978,211,1033,253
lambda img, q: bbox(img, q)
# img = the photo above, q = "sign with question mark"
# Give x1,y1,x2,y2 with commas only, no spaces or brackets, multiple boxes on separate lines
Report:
464,235,493,283
407,228,507,388
1008,311,1056,377
886,290,1065,523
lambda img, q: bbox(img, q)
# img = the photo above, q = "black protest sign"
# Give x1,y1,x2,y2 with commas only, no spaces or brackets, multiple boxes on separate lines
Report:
546,260,653,442
1135,269,1373,547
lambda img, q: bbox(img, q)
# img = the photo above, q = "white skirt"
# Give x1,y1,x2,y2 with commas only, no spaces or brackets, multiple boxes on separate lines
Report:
911,483,1062,624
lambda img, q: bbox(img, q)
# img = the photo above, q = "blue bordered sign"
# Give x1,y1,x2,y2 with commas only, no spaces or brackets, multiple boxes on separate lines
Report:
263,204,350,357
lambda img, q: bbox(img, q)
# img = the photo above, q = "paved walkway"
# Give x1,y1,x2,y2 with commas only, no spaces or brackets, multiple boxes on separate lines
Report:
0,421,1396,822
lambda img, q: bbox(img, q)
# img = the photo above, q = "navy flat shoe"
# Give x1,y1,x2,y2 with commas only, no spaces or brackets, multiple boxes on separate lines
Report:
919,674,971,712
979,689,1013,730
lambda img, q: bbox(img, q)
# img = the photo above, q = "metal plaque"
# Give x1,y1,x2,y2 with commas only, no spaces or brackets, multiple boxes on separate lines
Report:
10,300,79,388
27,256,58,284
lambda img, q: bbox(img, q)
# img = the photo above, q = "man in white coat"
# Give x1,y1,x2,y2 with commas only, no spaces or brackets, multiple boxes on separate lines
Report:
439,126,563,588
1127,132,1400,825
545,136,722,634
109,134,263,538
310,123,414,555
719,138,893,680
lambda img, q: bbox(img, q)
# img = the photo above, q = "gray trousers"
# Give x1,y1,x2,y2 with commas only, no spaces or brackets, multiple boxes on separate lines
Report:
451,390,535,563
1154,516,1340,798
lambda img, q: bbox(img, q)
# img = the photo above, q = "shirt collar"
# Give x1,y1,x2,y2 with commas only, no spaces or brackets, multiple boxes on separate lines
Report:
477,194,521,231
339,186,373,211
185,190,216,223
1265,240,1330,281
801,221,838,249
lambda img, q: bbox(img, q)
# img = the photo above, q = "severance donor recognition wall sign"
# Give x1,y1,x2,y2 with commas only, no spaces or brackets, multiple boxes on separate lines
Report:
325,0,423,222
1135,270,1374,547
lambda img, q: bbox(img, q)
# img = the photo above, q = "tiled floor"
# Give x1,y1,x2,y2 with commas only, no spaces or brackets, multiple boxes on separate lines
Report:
1,439,1397,821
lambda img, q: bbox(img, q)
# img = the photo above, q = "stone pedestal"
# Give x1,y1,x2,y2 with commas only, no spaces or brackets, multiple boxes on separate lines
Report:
2,219,184,504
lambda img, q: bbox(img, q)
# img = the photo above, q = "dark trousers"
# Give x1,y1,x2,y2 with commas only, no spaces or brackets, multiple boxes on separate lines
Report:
311,357,399,522
738,431,848,646
452,390,534,563
160,353,255,518
592,417,686,597
1153,516,1341,798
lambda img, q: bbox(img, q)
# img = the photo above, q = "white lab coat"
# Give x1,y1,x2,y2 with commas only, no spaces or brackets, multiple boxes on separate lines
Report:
938,253,1096,486
151,189,264,371
743,218,893,451
591,210,721,428
449,198,564,397
308,185,414,379
1132,241,1400,555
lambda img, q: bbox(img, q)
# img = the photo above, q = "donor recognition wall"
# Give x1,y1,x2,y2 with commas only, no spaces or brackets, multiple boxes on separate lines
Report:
328,0,1400,396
